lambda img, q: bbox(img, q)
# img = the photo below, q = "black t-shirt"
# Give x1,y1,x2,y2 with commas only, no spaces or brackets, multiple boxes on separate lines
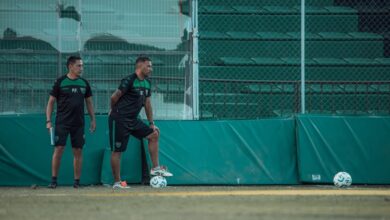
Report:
50,75,92,126
111,73,151,120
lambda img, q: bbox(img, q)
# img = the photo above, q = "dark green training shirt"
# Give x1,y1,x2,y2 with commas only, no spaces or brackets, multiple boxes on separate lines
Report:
50,75,92,126
111,73,151,120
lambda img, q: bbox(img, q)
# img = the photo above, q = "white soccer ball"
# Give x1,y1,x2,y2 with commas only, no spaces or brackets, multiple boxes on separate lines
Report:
333,171,352,187
150,176,167,188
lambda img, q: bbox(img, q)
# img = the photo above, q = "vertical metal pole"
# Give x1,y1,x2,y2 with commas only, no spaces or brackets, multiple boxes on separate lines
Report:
300,0,306,113
192,0,199,119
78,0,82,53
57,0,62,76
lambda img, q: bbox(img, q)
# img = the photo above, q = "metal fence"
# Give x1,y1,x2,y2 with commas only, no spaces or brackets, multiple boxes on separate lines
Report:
197,0,390,119
0,0,193,119
1,0,390,119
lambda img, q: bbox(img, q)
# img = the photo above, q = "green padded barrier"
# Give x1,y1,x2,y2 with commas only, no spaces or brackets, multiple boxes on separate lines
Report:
0,115,108,186
143,119,298,184
297,115,390,184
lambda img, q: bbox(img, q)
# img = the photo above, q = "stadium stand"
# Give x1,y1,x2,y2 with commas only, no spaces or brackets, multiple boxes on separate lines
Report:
198,0,390,118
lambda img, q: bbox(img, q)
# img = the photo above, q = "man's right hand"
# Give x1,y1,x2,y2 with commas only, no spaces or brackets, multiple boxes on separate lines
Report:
46,121,52,132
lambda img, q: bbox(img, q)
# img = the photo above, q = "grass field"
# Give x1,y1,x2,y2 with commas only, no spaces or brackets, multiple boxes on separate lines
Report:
1,185,390,220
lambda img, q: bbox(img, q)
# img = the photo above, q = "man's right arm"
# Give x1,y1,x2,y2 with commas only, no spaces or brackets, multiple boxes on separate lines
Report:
46,95,56,130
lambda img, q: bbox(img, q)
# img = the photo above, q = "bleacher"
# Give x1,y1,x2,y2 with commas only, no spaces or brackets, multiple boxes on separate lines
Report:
0,0,189,115
198,0,390,119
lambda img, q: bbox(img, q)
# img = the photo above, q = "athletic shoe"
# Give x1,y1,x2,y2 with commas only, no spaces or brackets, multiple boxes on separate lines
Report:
48,182,57,189
112,181,130,189
150,166,173,177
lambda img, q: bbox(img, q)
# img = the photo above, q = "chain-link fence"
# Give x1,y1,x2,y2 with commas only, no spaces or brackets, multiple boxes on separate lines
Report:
1,0,390,119
198,0,390,119
0,0,193,119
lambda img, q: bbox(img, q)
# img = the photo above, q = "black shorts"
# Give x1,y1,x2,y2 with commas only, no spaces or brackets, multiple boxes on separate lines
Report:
54,124,85,148
108,115,154,152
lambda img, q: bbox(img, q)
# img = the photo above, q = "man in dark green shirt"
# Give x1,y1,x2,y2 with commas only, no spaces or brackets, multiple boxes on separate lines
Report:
109,56,172,189
46,56,96,188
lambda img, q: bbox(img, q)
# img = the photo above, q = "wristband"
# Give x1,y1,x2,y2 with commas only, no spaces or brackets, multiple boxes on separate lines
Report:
149,121,154,125
46,120,51,123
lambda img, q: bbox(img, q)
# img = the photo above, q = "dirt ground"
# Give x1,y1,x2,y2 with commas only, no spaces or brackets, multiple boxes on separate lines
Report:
0,185,390,220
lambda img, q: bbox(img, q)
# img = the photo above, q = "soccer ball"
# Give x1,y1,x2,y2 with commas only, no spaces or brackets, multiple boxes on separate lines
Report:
150,176,167,188
333,172,352,187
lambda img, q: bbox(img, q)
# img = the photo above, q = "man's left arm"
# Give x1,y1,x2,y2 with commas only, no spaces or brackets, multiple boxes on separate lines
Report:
145,97,156,130
85,97,96,132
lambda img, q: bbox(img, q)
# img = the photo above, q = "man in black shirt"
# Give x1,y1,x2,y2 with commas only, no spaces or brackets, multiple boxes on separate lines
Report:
109,56,172,189
46,56,96,188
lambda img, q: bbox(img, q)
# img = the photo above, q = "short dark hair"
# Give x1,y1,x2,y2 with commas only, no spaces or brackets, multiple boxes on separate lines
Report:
67,56,82,69
135,56,151,65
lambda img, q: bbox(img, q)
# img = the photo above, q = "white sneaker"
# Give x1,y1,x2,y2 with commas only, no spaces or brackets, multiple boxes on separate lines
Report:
112,181,130,189
150,166,173,177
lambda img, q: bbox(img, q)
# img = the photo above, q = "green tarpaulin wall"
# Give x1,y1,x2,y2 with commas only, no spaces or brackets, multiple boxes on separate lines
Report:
297,115,390,184
0,114,389,186
142,119,298,185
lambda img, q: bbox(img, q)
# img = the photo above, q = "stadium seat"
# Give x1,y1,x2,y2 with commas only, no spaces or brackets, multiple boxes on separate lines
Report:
251,57,286,65
199,31,230,40
216,57,254,66
231,6,265,14
226,32,261,40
